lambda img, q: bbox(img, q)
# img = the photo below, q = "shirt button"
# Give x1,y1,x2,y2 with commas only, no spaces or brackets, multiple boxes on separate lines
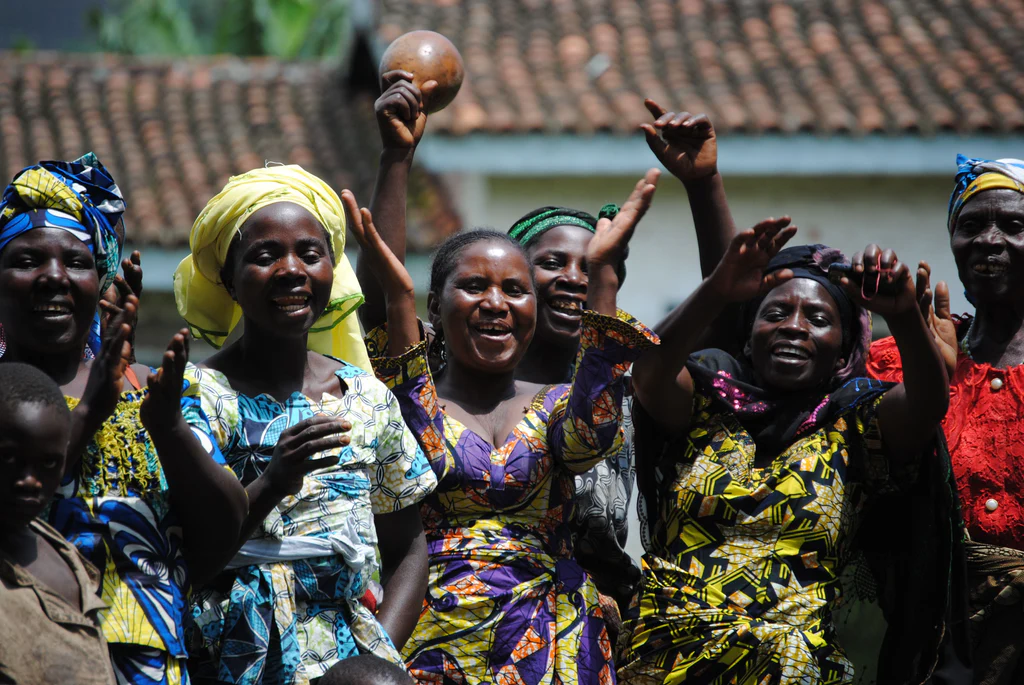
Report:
991,377,1004,391
986,498,999,512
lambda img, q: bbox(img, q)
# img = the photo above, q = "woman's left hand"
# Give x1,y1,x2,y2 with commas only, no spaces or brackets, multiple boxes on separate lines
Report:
842,245,918,318
140,328,189,431
343,190,415,302
587,168,660,269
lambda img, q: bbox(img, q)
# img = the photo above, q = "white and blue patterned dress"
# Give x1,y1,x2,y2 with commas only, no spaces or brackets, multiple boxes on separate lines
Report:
184,361,436,685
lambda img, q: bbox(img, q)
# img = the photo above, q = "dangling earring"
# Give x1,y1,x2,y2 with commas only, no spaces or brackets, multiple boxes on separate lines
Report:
429,328,448,368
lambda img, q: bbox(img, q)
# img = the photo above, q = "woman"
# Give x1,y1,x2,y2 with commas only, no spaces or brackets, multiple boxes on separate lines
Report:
354,171,660,684
0,154,248,684
175,165,435,685
868,155,1024,684
505,101,738,612
618,219,953,683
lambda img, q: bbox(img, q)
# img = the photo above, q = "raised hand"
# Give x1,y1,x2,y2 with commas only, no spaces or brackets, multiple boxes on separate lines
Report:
587,168,660,269
915,261,958,375
264,415,352,496
81,294,135,422
376,70,438,150
707,217,798,303
343,190,415,301
841,245,918,319
100,251,143,361
140,328,190,431
641,99,718,183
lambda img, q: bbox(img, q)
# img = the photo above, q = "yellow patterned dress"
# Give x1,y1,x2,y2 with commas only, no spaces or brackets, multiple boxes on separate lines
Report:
619,363,905,685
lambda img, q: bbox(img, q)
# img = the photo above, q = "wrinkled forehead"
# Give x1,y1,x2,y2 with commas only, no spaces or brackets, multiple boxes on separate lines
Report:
452,239,532,278
957,187,1024,223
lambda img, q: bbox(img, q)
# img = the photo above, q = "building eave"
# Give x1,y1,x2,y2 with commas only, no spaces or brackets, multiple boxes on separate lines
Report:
418,133,1024,177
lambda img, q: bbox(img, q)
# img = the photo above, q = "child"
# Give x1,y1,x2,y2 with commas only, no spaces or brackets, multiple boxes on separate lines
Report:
319,655,413,685
0,362,116,685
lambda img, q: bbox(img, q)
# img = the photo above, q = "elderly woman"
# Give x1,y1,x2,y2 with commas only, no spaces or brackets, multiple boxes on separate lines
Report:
869,155,1024,684
618,218,955,683
0,154,248,684
175,165,435,685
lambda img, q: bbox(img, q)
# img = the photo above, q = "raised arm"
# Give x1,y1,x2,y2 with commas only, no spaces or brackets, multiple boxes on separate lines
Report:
550,171,661,472
642,99,736,278
842,246,950,462
632,219,798,434
139,329,249,585
357,72,436,331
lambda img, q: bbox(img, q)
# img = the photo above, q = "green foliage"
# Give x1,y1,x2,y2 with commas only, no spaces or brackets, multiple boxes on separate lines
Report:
91,0,350,58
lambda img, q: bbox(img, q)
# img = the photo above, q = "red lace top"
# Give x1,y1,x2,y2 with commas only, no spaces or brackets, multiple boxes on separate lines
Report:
867,324,1024,549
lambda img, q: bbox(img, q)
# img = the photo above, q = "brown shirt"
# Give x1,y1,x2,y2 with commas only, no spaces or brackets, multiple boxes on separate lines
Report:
0,519,116,685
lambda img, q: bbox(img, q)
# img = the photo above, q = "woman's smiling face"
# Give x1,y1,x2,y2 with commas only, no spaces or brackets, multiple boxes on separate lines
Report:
429,238,537,374
525,225,594,349
225,202,336,337
0,227,100,355
748,278,845,392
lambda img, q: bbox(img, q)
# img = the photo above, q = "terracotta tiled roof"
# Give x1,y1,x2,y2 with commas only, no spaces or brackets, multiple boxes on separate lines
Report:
0,52,462,247
377,0,1024,136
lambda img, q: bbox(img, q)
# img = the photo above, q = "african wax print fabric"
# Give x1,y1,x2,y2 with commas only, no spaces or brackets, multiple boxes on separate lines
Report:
184,361,435,685
367,309,658,685
0,152,125,357
573,379,641,607
49,381,226,685
619,352,911,684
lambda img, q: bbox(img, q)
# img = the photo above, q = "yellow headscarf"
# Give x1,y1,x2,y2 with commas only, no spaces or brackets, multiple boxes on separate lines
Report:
173,165,370,371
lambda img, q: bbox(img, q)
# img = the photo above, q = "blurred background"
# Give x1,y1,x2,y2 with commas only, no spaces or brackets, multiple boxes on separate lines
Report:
2,0,1023,553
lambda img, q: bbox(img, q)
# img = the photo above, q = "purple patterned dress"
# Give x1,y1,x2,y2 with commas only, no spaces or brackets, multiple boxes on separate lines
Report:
366,310,657,685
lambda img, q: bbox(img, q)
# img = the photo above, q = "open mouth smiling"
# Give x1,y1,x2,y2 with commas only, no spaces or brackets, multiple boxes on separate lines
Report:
771,342,812,362
271,294,311,314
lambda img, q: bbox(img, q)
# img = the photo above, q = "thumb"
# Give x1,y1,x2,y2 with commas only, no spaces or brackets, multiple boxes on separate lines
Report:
420,80,439,102
934,281,952,320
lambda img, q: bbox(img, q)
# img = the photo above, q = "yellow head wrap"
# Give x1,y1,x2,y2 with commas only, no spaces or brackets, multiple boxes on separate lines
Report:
173,165,370,371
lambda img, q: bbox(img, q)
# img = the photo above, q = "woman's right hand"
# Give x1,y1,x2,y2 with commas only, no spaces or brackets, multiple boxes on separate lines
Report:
343,190,415,302
707,217,797,302
264,415,352,496
376,71,437,151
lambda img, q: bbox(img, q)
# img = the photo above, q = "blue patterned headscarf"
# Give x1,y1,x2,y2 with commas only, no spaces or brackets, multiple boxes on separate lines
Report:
0,153,126,357
948,154,1024,232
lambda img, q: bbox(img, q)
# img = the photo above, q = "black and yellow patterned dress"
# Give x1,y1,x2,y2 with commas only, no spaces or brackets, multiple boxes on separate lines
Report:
618,352,906,685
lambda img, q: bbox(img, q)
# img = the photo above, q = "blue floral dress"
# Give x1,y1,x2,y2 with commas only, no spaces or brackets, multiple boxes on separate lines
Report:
185,361,436,685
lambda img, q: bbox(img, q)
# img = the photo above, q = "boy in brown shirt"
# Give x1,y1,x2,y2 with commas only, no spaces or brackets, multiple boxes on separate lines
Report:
0,362,116,685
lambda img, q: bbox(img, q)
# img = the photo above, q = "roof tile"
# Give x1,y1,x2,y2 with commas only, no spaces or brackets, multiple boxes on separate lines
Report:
380,0,1024,135
0,52,462,248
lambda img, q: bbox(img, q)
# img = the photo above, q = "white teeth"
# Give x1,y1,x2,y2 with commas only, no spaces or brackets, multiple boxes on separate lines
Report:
274,296,309,312
774,345,809,359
